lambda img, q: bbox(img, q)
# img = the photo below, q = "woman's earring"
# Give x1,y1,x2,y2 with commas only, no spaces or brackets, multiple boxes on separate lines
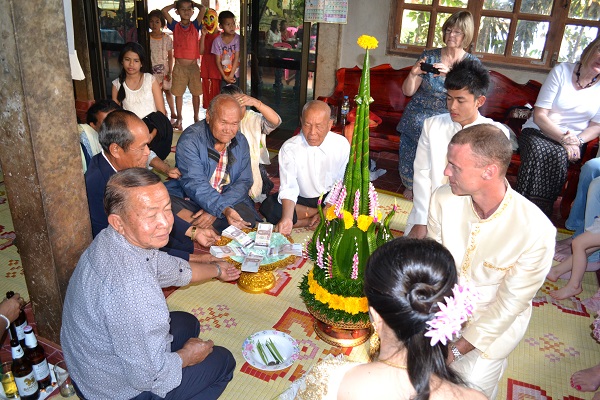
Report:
368,322,380,360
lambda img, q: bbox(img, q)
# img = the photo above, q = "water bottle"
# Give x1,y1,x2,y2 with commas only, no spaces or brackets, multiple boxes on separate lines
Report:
340,96,350,126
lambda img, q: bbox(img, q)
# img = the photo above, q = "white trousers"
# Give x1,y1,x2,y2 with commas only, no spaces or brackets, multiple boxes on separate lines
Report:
450,348,508,400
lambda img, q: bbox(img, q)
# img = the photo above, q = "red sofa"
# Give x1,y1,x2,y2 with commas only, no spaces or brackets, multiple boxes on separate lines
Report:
317,64,597,218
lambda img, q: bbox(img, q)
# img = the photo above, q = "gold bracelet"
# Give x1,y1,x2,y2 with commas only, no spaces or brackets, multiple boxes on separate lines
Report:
190,226,197,242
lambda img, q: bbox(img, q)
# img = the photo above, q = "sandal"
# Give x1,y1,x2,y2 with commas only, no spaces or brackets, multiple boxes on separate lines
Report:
173,119,183,131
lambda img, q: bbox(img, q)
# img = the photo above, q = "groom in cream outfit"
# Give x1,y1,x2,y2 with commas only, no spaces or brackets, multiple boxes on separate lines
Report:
427,124,555,399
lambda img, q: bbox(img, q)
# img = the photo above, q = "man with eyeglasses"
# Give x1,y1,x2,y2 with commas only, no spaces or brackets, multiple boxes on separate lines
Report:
85,110,219,261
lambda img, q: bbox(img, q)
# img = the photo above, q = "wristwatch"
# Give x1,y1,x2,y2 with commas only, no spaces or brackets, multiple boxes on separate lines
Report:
578,136,585,147
450,344,464,362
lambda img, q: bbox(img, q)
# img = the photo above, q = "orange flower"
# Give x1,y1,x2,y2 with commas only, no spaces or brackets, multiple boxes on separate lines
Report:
307,270,368,314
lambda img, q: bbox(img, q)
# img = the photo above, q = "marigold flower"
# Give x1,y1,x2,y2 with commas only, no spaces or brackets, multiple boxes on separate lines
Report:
343,210,354,229
357,215,373,232
357,35,378,50
326,205,337,221
306,270,368,314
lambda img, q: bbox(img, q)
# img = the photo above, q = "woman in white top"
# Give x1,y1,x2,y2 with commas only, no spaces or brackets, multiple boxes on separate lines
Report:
516,37,600,217
112,42,180,178
112,42,166,122
266,19,281,46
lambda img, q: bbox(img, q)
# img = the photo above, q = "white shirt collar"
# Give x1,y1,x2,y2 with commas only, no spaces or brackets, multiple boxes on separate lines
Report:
102,151,118,173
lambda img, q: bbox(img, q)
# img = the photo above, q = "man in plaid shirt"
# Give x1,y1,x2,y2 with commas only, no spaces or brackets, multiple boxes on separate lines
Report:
167,94,259,233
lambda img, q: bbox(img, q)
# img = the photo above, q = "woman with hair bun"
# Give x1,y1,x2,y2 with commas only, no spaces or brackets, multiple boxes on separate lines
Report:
283,238,486,400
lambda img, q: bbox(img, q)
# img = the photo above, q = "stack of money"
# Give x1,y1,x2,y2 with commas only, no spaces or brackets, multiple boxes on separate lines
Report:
222,225,254,247
210,246,247,258
241,255,263,272
253,223,273,251
268,243,303,256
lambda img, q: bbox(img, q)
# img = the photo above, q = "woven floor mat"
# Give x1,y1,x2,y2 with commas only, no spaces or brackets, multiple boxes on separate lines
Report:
0,182,28,301
168,210,600,400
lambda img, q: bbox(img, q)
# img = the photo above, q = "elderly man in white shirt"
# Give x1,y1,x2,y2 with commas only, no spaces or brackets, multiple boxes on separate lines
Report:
406,58,509,239
260,100,350,235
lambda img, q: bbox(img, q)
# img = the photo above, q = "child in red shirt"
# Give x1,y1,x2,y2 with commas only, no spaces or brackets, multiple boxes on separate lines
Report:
162,0,205,129
199,8,221,109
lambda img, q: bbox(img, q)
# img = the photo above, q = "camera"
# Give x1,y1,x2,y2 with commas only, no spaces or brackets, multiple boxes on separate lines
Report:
420,62,440,75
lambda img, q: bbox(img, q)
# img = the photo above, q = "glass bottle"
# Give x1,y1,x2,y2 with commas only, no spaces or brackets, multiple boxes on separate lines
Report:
340,96,350,126
23,326,52,391
6,291,27,348
11,338,40,400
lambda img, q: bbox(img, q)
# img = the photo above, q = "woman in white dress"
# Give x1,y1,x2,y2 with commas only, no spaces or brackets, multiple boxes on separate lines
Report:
285,238,486,400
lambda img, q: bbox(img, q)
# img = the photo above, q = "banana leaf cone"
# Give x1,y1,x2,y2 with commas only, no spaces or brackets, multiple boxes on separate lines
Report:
301,35,394,326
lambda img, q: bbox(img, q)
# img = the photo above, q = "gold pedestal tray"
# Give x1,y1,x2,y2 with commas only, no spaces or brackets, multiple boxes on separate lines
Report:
306,304,373,348
216,229,298,294
237,270,276,293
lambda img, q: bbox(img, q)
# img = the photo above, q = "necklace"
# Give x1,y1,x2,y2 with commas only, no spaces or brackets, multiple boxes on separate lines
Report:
126,73,144,91
378,358,407,369
575,63,600,89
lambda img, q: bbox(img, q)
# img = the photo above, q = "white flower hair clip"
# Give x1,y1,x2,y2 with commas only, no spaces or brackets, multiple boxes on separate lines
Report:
424,283,479,346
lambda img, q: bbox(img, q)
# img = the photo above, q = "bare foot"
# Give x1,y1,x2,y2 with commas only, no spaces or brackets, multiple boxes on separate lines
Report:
556,236,573,252
173,119,183,131
403,188,413,201
571,364,600,392
553,247,572,262
549,285,583,300
547,267,564,282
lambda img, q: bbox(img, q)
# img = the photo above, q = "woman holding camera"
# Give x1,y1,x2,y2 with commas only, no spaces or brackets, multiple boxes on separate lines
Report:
397,11,478,200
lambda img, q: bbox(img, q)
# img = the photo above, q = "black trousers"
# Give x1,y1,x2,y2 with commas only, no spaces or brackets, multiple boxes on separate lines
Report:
75,312,235,400
259,191,324,225
170,195,257,234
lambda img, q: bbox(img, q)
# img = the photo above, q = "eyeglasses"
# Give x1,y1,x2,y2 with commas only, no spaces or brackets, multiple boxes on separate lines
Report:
445,29,464,37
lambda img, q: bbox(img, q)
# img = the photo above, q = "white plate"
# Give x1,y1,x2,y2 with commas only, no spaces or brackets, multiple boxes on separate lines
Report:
242,330,299,371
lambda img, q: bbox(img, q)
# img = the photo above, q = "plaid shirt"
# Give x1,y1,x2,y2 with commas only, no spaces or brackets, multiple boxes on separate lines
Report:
209,146,230,192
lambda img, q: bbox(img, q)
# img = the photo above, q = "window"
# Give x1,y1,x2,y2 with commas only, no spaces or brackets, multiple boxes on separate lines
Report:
388,0,600,70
